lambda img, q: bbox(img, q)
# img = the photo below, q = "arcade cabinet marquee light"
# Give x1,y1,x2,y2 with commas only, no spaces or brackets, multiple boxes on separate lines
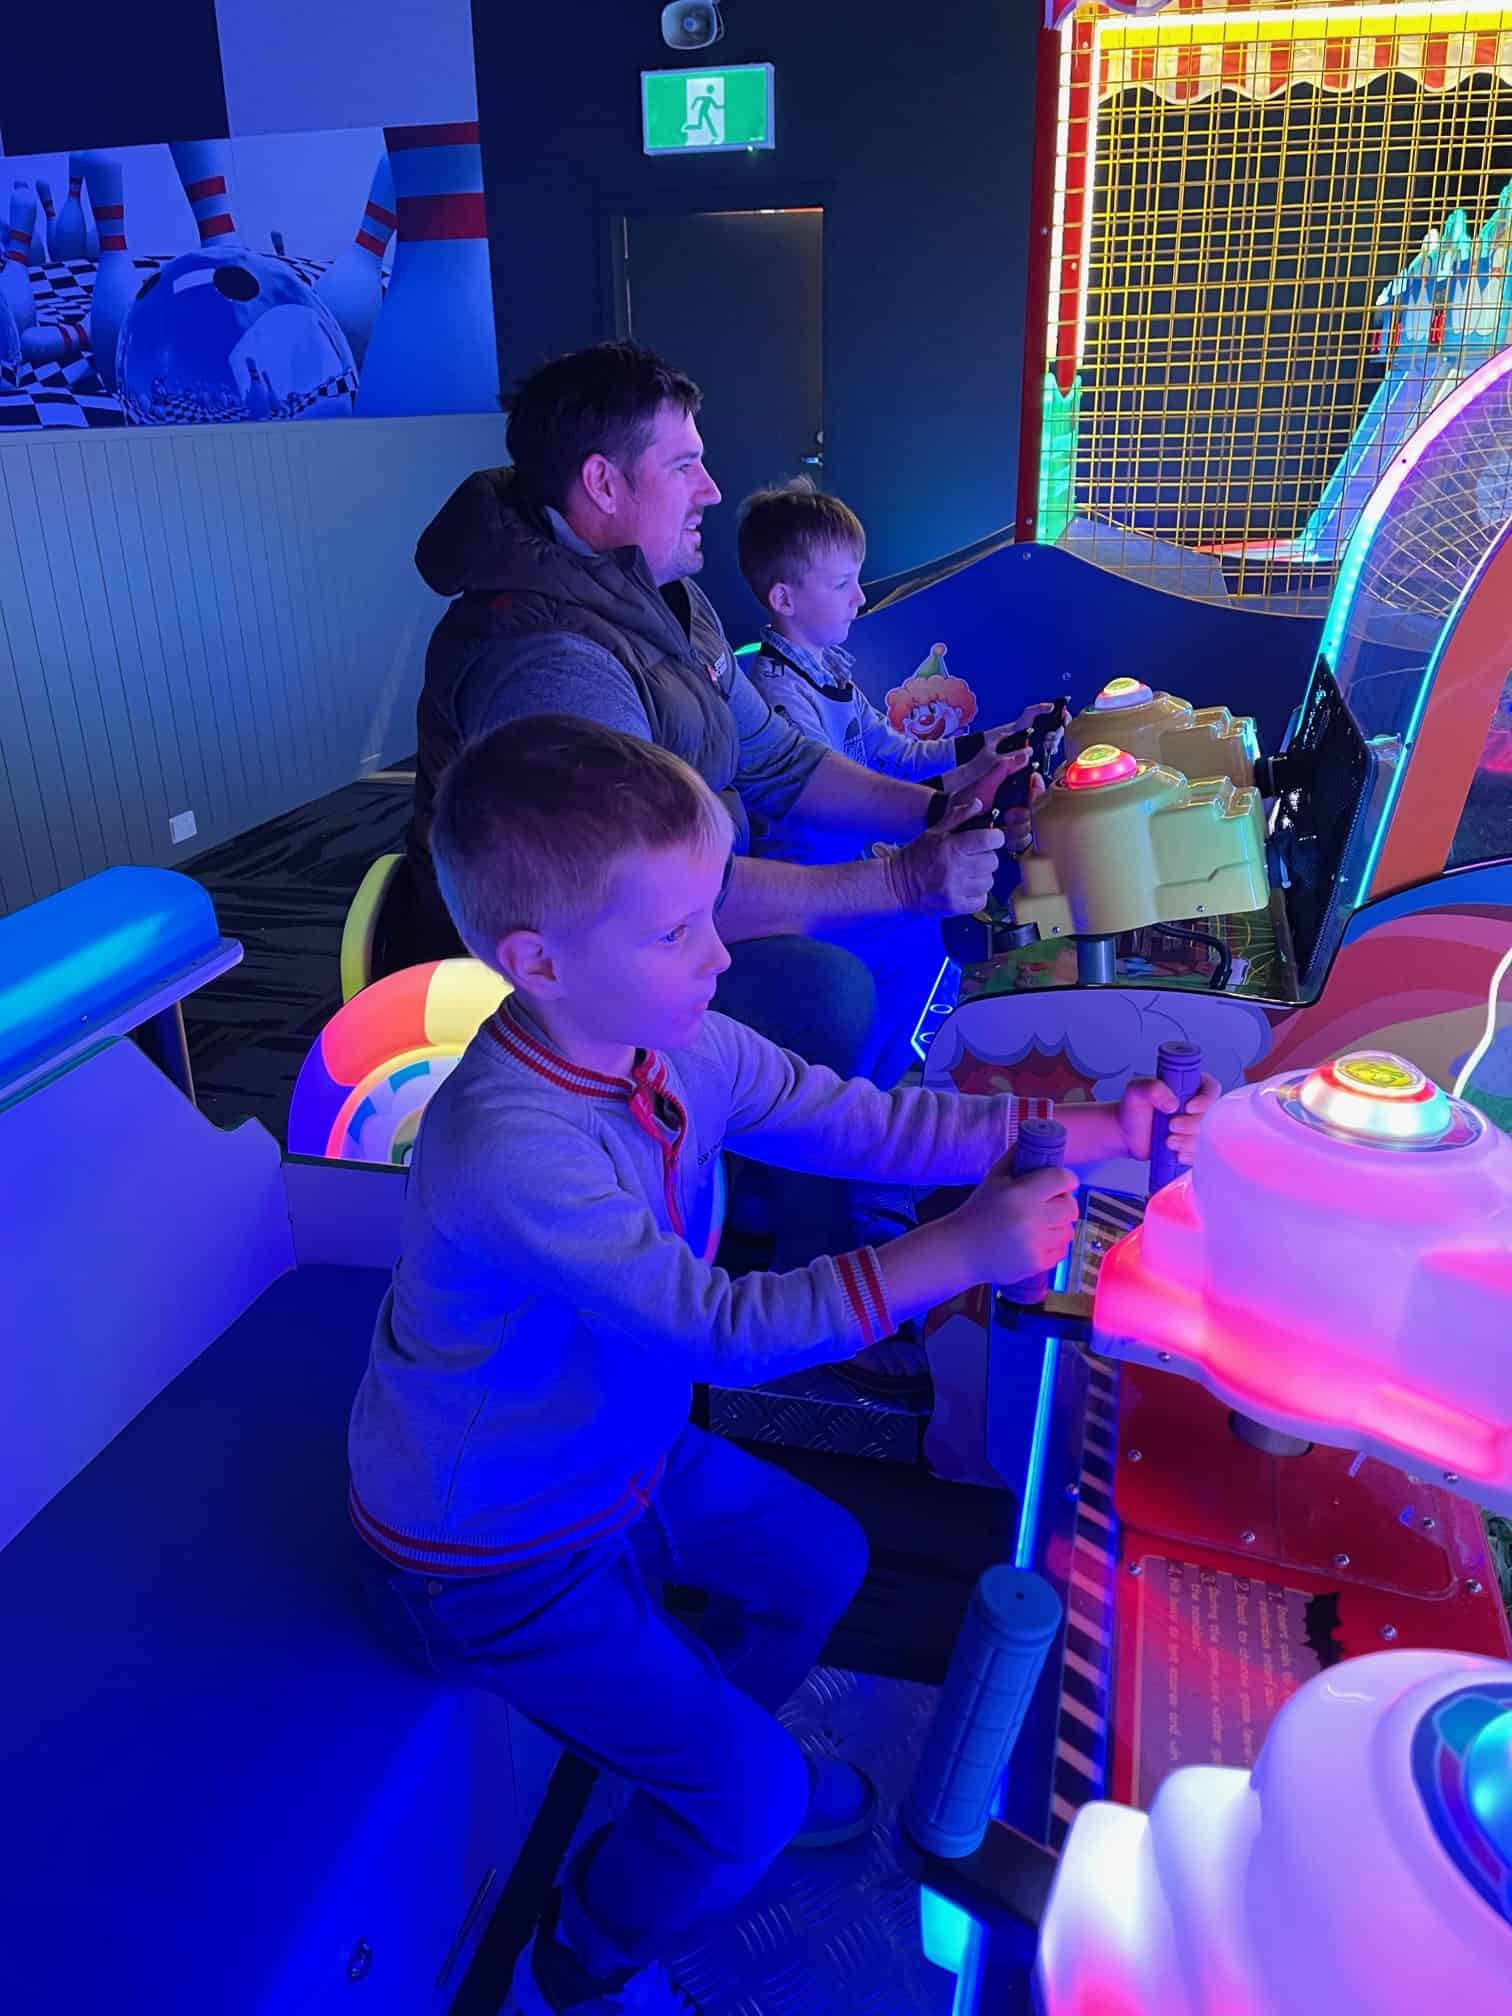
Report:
1036,0,1512,607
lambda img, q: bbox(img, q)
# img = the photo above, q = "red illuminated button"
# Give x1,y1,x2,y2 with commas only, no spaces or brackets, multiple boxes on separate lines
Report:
1299,1051,1453,1144
1063,743,1140,790
1093,677,1155,711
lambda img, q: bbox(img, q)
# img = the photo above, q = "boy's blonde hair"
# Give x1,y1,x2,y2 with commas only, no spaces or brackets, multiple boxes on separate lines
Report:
736,476,866,607
432,715,729,962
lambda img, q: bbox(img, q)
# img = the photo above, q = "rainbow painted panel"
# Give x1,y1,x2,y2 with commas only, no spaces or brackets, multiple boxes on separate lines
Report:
290,958,729,1260
0,868,224,1091
288,959,509,1166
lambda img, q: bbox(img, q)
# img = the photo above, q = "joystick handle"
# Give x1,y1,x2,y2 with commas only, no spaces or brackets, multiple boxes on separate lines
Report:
1000,1116,1069,1305
905,1565,1063,1859
1148,1039,1202,1195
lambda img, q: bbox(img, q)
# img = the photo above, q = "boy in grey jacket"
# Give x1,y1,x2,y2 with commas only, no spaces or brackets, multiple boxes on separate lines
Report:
736,478,1036,869
346,715,1215,2016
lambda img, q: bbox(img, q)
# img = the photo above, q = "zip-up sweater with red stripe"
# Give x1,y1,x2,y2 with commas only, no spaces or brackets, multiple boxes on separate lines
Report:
348,999,1049,1578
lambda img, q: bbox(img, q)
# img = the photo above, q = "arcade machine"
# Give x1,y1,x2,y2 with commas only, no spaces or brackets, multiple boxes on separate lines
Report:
907,1038,1512,2014
920,340,1512,1497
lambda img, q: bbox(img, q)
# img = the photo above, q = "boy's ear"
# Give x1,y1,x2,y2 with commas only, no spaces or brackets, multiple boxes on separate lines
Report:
768,578,795,617
494,928,562,995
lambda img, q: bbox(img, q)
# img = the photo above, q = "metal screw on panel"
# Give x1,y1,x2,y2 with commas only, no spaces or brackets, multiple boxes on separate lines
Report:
1443,1472,1460,1484
1065,1483,1080,1501
1422,1517,1436,1531
1127,1448,1143,1463
1240,1530,1257,1546
1468,1579,1485,1596
1128,1561,1144,1577
1380,1624,1399,1642
1333,1553,1351,1568
1158,1351,1172,1362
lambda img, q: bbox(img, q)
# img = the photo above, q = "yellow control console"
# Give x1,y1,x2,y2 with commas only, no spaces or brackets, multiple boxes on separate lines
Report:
1015,744,1269,940
1065,678,1258,788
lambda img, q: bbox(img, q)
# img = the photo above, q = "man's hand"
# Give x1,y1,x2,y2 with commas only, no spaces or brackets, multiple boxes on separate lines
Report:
885,788,1006,916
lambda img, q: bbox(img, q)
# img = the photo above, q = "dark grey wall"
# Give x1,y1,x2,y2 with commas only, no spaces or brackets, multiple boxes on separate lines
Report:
472,2,1041,586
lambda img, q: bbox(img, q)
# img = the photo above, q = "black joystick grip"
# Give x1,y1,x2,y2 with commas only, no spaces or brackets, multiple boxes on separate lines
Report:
992,729,1036,815
1030,696,1072,770
1000,1117,1069,1306
1148,1040,1202,1195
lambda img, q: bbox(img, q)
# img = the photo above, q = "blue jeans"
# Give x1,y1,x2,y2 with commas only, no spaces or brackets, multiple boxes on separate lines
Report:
354,1427,868,1976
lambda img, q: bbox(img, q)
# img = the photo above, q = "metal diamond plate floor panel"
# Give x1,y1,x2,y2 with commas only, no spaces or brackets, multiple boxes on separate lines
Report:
568,1667,955,2015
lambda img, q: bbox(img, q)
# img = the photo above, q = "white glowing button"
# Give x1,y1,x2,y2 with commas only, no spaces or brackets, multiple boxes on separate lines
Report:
1299,1050,1453,1145
1093,677,1154,710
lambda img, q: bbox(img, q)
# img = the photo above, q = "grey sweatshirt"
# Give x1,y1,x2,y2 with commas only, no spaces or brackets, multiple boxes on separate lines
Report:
348,999,1049,1577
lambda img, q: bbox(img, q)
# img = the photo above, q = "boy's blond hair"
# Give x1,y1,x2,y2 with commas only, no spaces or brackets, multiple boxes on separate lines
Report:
432,715,729,963
736,476,865,608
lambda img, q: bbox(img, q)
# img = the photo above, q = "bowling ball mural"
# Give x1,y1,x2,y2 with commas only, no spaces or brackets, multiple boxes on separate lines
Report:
0,123,496,431
117,250,355,425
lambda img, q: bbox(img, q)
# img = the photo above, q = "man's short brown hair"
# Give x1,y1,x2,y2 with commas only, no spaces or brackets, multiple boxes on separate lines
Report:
432,715,730,963
736,476,866,607
505,343,702,514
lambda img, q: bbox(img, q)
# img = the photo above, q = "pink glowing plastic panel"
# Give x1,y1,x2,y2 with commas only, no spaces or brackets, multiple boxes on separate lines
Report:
1093,1050,1512,1509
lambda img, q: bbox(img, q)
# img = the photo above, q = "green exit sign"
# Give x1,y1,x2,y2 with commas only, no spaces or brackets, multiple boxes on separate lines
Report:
642,63,775,155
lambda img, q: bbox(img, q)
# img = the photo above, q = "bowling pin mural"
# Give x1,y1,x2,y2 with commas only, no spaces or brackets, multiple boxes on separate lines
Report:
315,153,396,370
117,137,352,427
83,154,134,395
53,155,88,263
169,139,242,247
24,182,46,268
355,121,495,417
34,180,56,266
244,358,272,420
22,321,90,369
0,295,21,378
2,184,38,334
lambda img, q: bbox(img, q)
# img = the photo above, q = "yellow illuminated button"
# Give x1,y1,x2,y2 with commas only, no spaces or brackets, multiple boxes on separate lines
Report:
1063,744,1141,790
1094,677,1155,710
1299,1050,1453,1143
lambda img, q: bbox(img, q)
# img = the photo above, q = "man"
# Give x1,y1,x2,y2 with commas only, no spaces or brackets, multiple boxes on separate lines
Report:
391,343,1033,1354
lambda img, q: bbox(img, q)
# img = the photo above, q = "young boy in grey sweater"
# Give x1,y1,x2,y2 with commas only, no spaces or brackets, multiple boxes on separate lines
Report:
346,715,1216,2016
736,478,1040,868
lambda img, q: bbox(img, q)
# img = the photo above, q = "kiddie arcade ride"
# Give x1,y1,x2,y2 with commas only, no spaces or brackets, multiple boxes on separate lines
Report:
919,341,1512,1492
0,870,562,2016
903,1043,1512,2016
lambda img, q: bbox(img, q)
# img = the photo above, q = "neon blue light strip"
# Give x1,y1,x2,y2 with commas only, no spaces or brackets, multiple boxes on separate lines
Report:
911,956,955,1061
1013,1246,1072,1570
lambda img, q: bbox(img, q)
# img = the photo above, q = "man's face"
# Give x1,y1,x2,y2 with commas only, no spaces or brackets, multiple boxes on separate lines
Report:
773,543,866,651
550,833,733,1054
619,404,723,585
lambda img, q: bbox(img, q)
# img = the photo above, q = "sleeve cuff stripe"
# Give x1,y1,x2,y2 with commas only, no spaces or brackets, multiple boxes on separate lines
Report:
836,1246,895,1348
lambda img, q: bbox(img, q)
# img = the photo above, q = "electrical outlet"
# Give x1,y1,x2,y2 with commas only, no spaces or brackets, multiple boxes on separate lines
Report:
169,810,198,844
